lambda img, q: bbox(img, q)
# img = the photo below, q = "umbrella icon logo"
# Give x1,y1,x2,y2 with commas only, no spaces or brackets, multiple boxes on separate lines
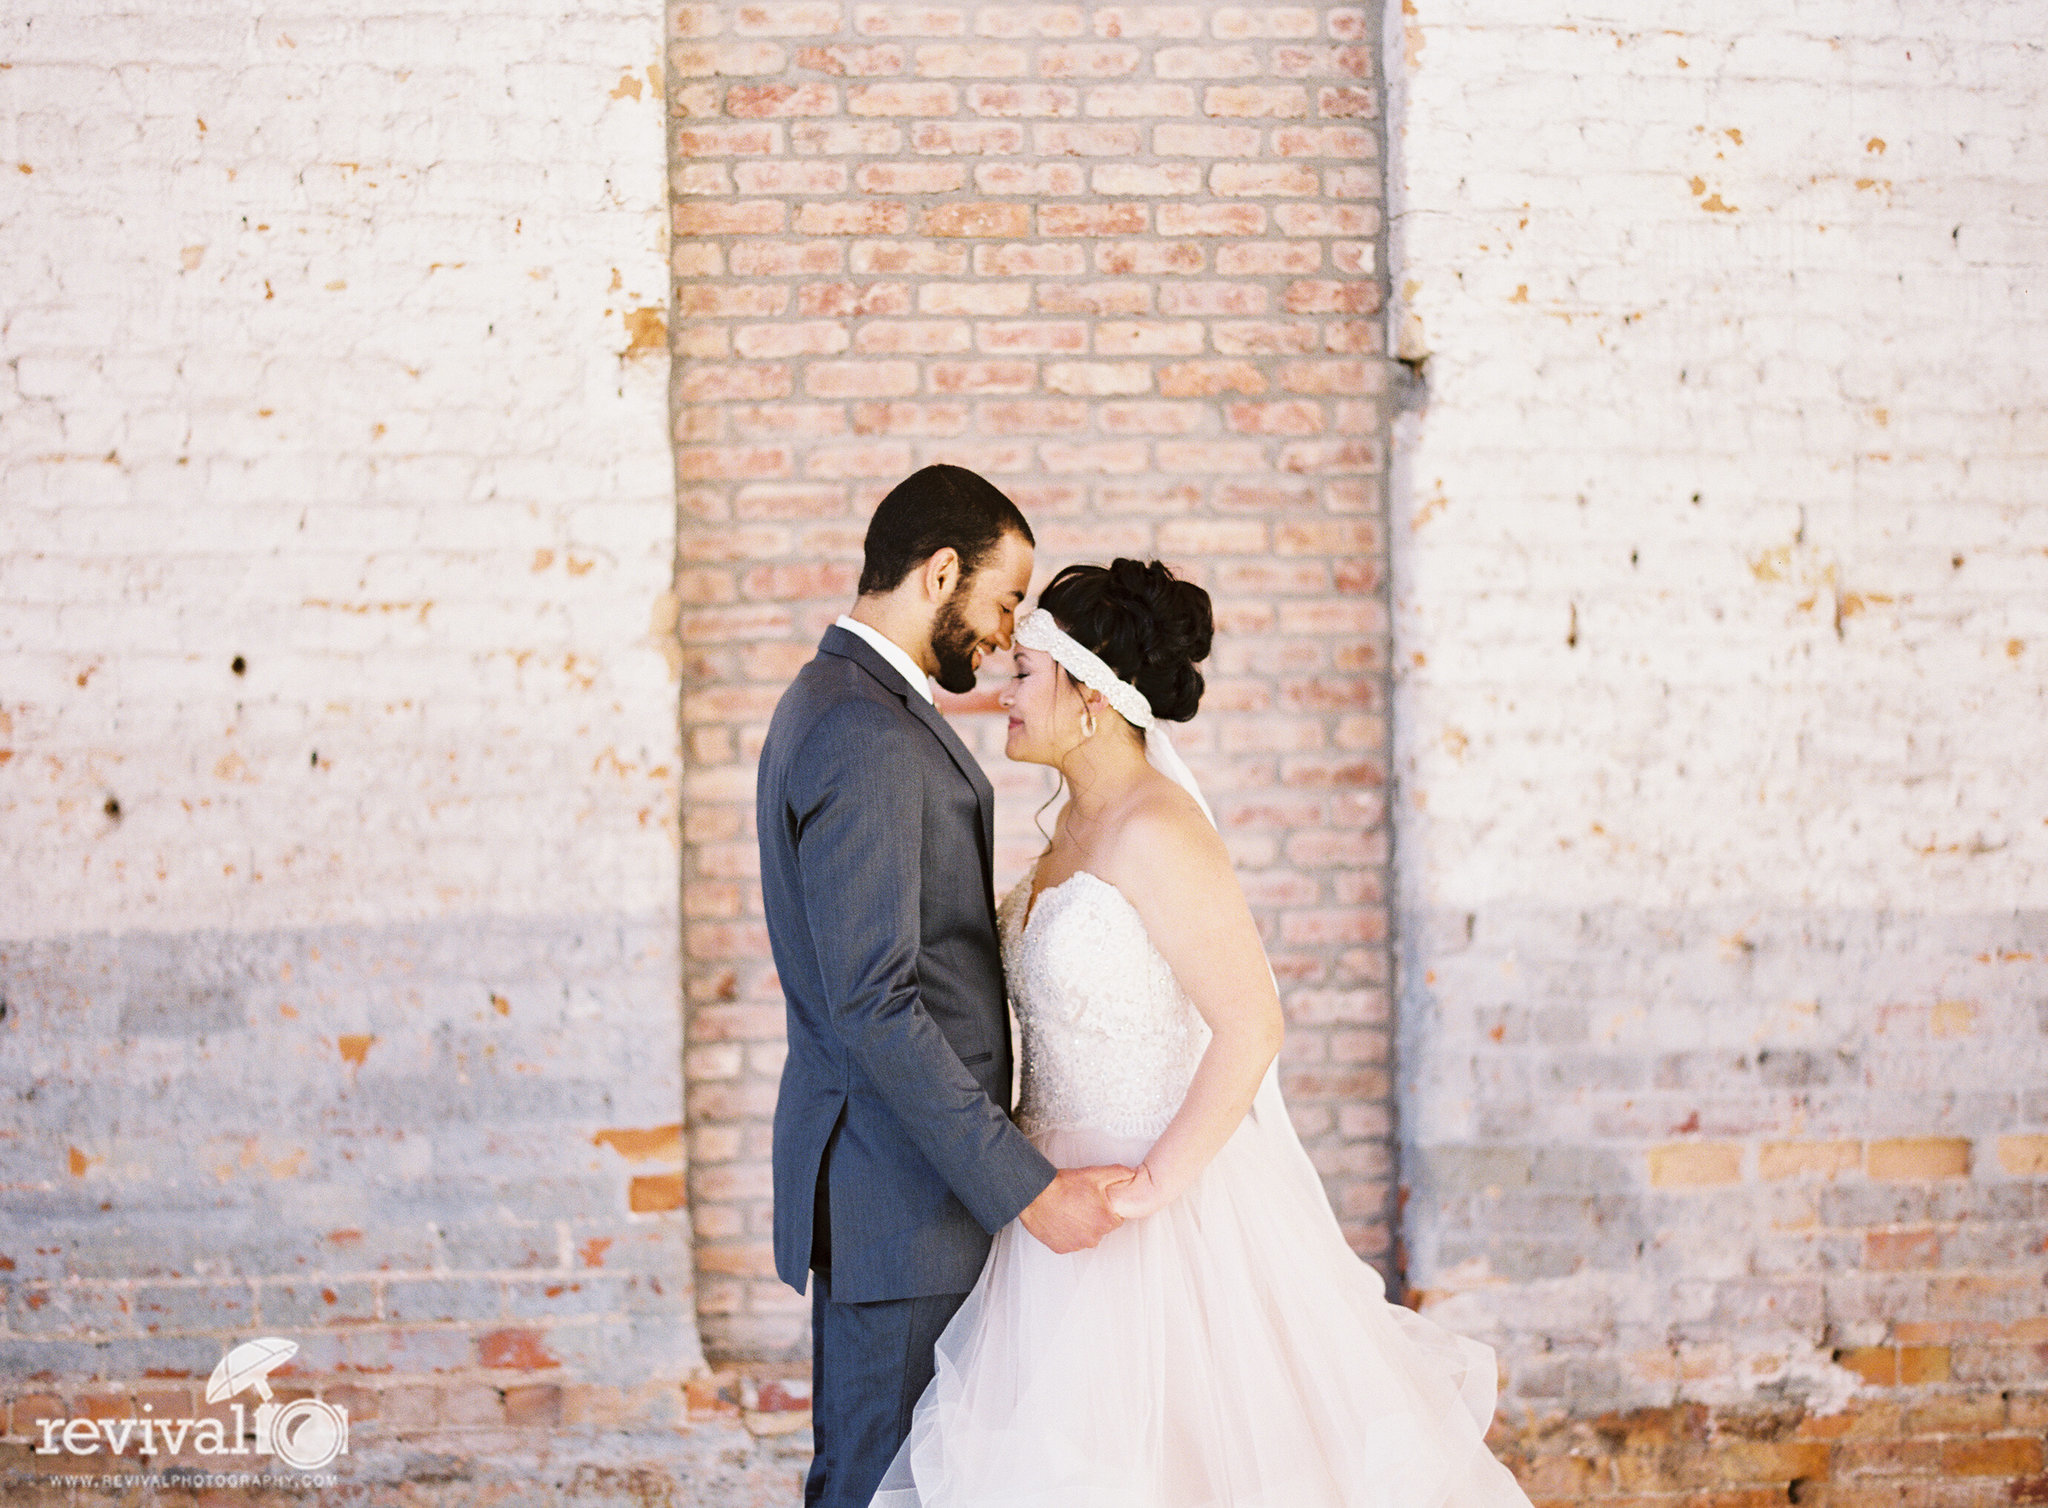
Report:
206,1337,298,1405
204,1337,349,1471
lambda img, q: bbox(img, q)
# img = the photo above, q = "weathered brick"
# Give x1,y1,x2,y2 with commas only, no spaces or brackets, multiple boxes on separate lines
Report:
732,324,849,360
1155,44,1260,78
909,119,1025,152
1997,1135,2048,1175
1157,203,1265,235
1092,163,1204,195
1039,44,1142,77
1034,123,1145,157
793,119,907,153
1211,6,1318,39
726,81,839,116
853,239,971,275
1035,360,1147,395
1085,83,1198,116
1043,284,1152,320
670,40,789,75
975,160,1090,194
1868,1138,1973,1181
1648,1143,1745,1187
674,200,787,234
976,5,1087,39
1274,125,1376,157
733,3,842,35
1154,121,1261,155
920,282,1033,315
1315,84,1375,116
855,320,974,354
1759,1140,1863,1180
928,358,1039,392
1158,359,1268,396
1096,399,1205,434
803,360,922,398
1096,240,1208,274
728,240,845,275
921,201,1034,236
1943,1437,2044,1477
1273,202,1379,235
969,82,1080,116
848,80,959,114
1211,162,1320,196
1205,84,1310,117
854,5,967,37
796,200,911,234
795,43,907,75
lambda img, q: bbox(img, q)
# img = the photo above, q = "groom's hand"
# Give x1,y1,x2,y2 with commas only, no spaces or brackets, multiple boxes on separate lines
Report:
1018,1165,1135,1254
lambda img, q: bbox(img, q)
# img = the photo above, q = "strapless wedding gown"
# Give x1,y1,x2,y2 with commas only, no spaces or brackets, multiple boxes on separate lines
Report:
869,865,1535,1508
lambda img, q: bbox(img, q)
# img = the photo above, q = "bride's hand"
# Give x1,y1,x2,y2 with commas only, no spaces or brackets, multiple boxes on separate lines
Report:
1105,1162,1164,1220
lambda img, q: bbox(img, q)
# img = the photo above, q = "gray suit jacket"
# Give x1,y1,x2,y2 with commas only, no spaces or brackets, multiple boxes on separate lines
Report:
759,625,1058,1303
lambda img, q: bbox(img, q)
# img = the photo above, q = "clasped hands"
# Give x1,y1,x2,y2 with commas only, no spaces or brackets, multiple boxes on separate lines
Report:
1017,1162,1166,1254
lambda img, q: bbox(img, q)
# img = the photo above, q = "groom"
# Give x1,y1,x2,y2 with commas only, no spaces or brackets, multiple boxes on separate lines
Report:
756,464,1133,1508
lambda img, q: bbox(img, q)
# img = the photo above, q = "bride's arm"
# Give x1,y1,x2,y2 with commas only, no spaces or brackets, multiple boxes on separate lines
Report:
1099,793,1284,1219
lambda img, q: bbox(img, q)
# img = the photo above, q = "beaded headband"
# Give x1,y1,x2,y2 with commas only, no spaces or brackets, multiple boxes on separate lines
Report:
1012,608,1155,729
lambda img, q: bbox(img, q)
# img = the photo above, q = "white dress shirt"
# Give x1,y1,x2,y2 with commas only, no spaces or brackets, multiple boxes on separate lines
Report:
834,614,936,705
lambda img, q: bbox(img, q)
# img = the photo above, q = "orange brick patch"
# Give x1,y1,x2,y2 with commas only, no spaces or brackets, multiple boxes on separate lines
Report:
1999,1134,2048,1175
1492,1388,2048,1505
1758,1140,1861,1179
629,1172,687,1213
1648,1142,1743,1186
1866,1136,1972,1180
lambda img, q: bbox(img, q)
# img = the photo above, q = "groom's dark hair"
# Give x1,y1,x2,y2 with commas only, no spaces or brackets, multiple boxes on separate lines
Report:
857,464,1034,596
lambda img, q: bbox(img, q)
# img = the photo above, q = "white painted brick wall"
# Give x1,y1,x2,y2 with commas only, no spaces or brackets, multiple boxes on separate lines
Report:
0,1,711,1418
2,2,677,936
1387,0,2048,1414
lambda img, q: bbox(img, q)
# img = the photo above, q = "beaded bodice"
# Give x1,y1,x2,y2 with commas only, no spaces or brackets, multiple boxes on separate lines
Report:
999,866,1212,1139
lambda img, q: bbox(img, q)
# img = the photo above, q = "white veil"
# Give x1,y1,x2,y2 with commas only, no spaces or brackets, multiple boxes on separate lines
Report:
1143,722,1311,1151
1152,719,1500,1424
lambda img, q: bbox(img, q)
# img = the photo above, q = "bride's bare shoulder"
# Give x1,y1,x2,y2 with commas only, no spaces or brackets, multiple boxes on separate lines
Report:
1104,774,1230,879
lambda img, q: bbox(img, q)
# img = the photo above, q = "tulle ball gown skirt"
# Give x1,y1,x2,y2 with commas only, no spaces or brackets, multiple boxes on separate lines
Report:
868,1114,1536,1508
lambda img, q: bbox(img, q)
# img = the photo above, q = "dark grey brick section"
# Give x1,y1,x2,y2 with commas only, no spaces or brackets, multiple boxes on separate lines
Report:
0,1425,814,1508
381,1276,507,1325
1395,902,2048,1414
0,910,701,1385
4,1280,146,1339
260,1277,379,1327
129,1280,258,1335
0,1333,223,1382
435,1219,566,1272
503,1274,648,1321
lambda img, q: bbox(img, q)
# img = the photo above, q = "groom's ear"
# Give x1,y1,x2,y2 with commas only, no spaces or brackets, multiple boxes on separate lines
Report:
920,546,963,602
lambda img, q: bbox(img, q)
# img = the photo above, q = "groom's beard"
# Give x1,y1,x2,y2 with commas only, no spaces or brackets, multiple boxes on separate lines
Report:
929,591,982,695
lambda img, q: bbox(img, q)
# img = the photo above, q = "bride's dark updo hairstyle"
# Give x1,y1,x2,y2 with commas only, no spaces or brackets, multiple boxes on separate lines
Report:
1035,558,1213,725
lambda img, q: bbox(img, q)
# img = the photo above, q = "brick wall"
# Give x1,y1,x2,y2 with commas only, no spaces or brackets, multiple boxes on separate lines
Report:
1388,0,2048,1448
0,4,794,1500
13,0,2035,1500
665,0,1398,1361
1491,1390,2048,1508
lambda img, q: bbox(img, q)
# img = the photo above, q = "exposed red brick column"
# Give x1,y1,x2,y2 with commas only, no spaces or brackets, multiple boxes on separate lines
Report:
665,0,1393,1362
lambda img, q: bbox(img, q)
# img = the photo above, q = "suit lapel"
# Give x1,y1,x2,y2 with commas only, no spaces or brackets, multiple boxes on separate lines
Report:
819,628,997,890
902,694,997,872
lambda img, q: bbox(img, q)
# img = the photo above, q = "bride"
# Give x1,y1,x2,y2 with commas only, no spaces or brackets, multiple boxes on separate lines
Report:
869,559,1534,1508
